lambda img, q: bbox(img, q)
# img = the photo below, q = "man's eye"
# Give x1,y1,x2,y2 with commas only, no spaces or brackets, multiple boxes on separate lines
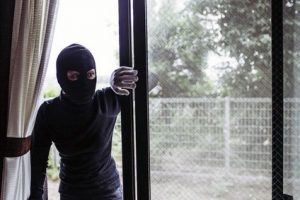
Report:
67,71,80,81
70,74,79,80
87,72,96,80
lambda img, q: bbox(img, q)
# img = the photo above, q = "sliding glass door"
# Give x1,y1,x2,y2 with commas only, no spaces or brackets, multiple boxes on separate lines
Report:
283,1,300,199
124,0,292,199
147,0,272,199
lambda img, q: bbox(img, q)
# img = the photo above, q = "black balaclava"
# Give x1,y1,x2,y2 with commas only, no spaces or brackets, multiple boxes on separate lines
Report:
56,44,97,104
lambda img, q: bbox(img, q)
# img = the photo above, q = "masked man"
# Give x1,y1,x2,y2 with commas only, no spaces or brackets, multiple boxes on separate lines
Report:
29,44,153,200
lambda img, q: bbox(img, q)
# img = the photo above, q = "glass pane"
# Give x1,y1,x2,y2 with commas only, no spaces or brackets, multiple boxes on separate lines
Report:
283,1,300,198
43,1,121,199
147,0,272,199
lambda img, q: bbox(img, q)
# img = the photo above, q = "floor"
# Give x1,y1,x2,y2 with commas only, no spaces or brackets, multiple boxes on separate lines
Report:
48,180,60,200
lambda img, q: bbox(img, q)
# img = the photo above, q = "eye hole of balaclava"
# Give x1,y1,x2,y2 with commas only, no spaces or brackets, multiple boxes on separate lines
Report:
67,69,96,81
56,43,97,104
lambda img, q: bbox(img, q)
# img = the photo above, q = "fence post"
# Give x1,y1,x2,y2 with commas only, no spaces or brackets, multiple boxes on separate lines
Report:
224,97,231,174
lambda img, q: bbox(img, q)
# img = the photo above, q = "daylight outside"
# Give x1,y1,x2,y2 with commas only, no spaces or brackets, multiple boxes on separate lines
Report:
43,0,300,200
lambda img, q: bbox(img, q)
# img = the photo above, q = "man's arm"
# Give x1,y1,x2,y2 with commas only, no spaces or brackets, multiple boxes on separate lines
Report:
29,103,52,200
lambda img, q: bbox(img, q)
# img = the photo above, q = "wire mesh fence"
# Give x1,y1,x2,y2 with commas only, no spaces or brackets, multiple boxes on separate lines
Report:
149,97,272,200
283,98,300,199
49,97,300,199
148,97,300,200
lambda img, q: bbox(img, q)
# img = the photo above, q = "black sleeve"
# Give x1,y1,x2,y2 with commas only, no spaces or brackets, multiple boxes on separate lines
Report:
29,103,52,200
96,87,121,116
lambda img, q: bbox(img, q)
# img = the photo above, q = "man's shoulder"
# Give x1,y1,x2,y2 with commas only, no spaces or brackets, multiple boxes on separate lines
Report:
40,96,61,111
43,96,60,106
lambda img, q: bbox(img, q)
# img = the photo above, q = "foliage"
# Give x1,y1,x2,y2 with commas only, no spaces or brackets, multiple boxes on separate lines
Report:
47,152,59,181
149,0,300,97
43,86,60,98
193,0,300,97
148,0,215,97
112,117,122,168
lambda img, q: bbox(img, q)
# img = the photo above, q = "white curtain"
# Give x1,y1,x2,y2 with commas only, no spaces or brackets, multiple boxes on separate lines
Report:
1,0,58,200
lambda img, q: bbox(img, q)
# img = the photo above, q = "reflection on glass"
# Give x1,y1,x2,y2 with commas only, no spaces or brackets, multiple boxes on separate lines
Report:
283,1,300,199
148,0,272,199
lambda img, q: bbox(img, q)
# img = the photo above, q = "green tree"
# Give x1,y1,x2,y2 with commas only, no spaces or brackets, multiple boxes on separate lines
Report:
148,0,215,97
187,0,300,97
43,86,60,98
149,0,300,97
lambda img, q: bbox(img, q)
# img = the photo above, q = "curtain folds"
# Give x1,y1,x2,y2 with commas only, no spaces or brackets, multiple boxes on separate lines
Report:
1,0,58,199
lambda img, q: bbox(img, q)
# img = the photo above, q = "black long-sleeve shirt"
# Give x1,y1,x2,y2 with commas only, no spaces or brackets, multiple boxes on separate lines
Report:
29,87,121,199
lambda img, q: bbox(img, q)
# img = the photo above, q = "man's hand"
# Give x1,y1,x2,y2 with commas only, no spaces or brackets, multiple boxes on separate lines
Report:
110,66,138,95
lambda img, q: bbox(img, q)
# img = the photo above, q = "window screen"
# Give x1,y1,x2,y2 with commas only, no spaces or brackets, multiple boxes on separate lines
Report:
147,0,272,199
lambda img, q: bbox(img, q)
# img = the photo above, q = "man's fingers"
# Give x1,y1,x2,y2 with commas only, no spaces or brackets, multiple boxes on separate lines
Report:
120,83,136,89
114,80,136,89
113,86,130,96
119,75,138,82
113,75,138,86
122,80,135,84
118,70,138,77
115,66,138,75
115,79,137,86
